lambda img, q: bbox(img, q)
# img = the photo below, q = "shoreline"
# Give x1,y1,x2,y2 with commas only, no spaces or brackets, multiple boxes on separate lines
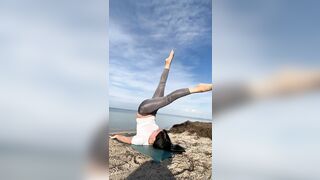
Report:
109,119,212,134
110,107,212,122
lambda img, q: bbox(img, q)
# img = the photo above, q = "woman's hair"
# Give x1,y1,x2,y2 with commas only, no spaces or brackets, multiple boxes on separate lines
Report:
153,130,185,153
153,129,172,150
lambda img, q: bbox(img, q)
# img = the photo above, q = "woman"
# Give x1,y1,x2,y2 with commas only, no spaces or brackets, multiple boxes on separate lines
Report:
111,50,212,151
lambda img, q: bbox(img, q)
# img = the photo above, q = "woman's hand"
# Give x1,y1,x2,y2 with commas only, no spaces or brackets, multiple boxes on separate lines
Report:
110,134,118,139
110,134,132,144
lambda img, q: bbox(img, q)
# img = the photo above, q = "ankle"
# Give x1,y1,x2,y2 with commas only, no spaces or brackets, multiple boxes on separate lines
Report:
188,87,197,93
165,61,171,69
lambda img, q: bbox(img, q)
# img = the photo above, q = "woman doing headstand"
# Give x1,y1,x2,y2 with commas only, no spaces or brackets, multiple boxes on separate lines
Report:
111,50,212,151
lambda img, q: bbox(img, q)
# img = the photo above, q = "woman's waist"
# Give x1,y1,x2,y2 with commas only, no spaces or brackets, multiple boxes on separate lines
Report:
136,113,156,120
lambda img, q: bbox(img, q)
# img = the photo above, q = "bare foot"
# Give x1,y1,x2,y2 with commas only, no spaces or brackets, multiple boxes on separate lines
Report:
189,83,213,93
165,49,174,68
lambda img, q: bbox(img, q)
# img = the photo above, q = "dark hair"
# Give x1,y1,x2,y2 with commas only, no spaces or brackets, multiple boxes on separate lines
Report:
153,130,185,153
153,129,172,150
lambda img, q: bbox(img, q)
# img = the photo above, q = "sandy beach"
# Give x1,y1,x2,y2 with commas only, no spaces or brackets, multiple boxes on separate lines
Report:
109,121,212,179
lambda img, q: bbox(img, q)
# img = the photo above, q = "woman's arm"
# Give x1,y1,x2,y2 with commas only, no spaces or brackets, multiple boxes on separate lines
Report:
111,134,132,144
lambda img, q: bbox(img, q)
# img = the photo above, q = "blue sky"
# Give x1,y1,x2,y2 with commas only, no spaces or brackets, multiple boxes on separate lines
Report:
109,0,212,119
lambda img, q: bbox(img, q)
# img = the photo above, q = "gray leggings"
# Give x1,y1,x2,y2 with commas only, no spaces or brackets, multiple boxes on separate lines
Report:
138,68,190,115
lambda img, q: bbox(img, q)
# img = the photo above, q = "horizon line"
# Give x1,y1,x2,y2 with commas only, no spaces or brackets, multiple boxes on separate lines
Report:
109,107,212,121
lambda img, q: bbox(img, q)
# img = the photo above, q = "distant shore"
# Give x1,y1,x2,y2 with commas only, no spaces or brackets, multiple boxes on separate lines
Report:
110,107,212,121
109,120,212,179
109,119,212,134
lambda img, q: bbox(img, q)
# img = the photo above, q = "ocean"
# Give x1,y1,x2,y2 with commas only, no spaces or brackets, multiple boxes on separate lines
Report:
109,107,212,133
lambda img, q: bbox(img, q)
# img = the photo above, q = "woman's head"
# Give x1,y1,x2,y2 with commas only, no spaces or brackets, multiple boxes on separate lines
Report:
152,129,172,150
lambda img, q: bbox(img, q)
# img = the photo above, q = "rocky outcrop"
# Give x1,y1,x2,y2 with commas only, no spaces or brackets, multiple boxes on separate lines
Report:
109,121,212,179
169,120,212,139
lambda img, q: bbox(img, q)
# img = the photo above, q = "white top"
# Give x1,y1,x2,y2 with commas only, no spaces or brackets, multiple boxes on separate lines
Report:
131,116,159,145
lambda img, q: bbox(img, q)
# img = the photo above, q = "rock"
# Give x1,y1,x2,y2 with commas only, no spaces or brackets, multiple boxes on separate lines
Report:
169,120,212,139
109,121,212,179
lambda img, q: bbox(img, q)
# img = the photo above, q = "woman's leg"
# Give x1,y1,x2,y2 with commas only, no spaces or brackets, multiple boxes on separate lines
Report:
138,84,212,115
152,69,169,98
152,50,174,98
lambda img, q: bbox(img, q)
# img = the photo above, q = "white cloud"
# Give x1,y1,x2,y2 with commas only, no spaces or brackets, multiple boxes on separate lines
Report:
109,0,212,119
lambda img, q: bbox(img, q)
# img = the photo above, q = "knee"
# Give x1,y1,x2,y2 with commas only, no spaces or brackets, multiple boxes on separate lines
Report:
138,105,147,114
138,101,149,114
165,96,173,104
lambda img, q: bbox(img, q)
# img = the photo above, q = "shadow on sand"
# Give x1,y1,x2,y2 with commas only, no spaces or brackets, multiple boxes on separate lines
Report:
126,159,175,180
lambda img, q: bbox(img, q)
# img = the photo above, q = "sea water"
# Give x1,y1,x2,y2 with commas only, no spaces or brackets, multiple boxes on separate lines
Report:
109,107,211,133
